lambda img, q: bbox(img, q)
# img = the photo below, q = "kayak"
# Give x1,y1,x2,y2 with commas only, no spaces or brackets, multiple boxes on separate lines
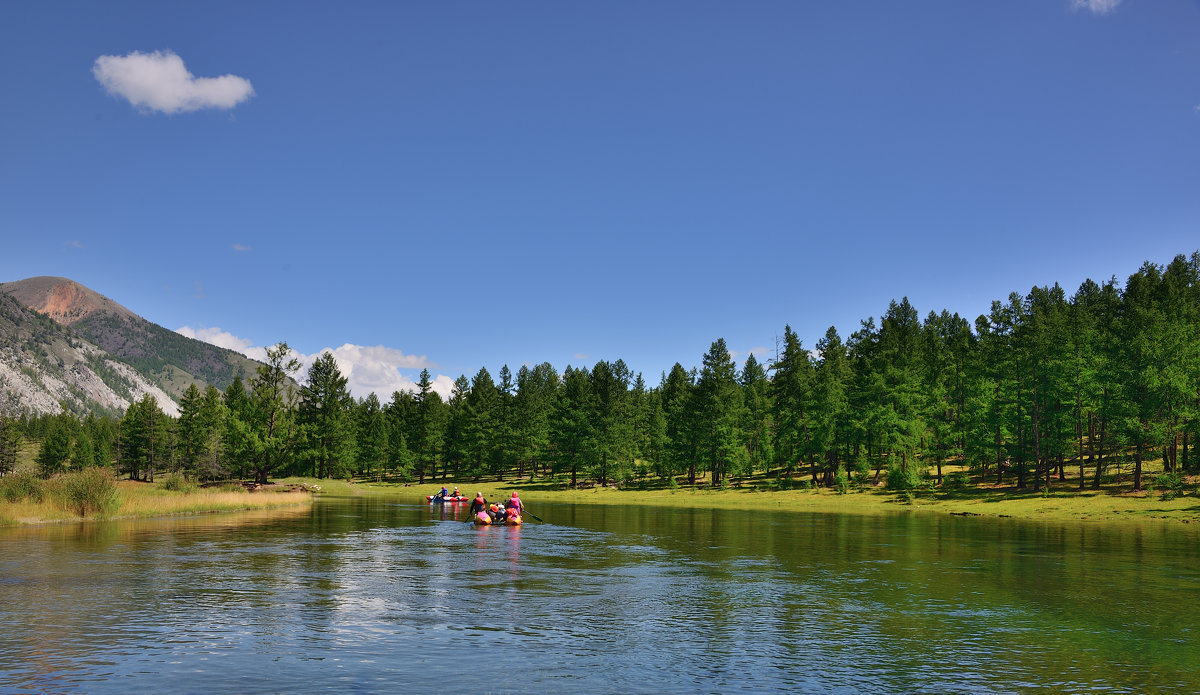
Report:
473,512,522,526
427,495,469,503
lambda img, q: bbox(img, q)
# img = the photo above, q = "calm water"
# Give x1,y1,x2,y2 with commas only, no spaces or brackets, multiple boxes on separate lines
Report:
1,497,1198,694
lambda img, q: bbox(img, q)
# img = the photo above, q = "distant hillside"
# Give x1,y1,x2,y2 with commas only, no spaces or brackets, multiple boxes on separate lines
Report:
0,291,178,417
0,277,266,417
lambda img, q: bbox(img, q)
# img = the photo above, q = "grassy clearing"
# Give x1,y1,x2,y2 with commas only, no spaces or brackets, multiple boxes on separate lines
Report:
0,471,312,526
114,481,312,519
314,466,1200,525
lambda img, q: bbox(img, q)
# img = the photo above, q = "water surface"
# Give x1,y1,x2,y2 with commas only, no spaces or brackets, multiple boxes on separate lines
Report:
1,497,1197,693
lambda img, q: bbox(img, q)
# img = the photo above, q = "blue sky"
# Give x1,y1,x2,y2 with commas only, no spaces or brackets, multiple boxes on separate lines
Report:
2,1,1199,400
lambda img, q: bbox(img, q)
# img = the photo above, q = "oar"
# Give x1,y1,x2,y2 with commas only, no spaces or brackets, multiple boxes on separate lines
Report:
522,506,544,523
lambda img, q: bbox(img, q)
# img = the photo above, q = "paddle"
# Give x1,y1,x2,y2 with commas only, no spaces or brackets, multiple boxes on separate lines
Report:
521,506,544,523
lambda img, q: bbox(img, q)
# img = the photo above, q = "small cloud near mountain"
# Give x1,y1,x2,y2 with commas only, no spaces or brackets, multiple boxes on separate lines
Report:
93,50,254,114
1070,0,1121,14
176,326,454,400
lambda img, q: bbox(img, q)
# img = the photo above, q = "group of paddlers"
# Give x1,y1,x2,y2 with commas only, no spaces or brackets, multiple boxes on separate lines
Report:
469,491,523,525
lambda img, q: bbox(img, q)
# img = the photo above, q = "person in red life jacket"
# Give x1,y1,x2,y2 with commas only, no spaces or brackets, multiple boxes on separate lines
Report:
505,491,523,515
488,503,505,524
451,486,461,499
469,492,487,516
505,505,521,522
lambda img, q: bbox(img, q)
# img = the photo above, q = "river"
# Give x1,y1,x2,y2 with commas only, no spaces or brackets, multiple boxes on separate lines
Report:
1,496,1198,693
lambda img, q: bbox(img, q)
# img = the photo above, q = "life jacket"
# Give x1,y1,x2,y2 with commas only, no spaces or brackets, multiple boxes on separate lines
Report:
506,506,520,519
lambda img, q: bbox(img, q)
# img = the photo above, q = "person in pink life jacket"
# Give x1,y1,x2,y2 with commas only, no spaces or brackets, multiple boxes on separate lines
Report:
505,491,523,515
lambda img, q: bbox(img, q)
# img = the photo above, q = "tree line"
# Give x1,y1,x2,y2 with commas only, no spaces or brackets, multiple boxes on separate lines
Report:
7,252,1200,492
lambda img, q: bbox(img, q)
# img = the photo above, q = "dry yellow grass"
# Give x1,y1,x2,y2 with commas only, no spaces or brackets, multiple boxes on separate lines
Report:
0,479,312,526
115,485,312,518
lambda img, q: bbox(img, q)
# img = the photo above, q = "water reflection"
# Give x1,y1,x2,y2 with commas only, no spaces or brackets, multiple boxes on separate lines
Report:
1,498,1198,693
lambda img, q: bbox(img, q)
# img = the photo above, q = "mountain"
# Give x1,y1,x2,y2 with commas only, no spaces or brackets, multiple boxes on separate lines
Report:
0,277,265,417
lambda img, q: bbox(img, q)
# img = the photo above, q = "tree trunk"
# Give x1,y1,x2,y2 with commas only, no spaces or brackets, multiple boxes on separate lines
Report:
1133,437,1143,491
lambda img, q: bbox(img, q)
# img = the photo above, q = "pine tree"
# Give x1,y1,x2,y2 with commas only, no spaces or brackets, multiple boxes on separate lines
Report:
554,365,596,488
298,352,356,479
696,339,747,488
246,342,301,485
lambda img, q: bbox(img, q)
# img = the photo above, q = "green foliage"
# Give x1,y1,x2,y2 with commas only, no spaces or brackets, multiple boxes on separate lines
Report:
161,471,198,493
946,470,971,490
1154,471,1185,500
885,460,926,492
834,468,851,494
1,471,44,503
52,466,119,517
36,418,72,477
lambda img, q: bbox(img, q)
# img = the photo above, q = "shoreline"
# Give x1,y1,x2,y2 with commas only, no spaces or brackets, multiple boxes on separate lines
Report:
329,477,1200,526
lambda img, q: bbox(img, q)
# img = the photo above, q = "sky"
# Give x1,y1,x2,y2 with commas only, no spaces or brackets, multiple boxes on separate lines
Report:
2,0,1199,401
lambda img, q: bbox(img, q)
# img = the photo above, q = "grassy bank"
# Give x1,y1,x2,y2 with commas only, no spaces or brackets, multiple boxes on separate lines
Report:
0,470,312,526
322,473,1200,525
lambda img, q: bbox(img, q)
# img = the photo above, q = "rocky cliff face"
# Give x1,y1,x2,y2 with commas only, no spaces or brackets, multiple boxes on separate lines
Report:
0,292,179,417
0,276,137,326
0,276,262,418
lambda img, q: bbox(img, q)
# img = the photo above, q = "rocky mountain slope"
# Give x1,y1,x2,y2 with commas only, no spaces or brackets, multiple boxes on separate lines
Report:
0,277,264,418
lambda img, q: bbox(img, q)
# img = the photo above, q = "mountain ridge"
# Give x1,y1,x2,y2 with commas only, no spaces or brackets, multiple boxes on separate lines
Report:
0,276,266,417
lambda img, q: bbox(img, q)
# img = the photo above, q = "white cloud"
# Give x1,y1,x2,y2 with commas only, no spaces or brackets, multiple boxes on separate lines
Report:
175,327,454,400
729,346,769,362
1070,0,1121,14
232,244,252,252
176,325,257,354
93,50,254,114
65,240,83,249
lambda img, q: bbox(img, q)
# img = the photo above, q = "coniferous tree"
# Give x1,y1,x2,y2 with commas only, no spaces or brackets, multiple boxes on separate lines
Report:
37,417,72,478
246,342,301,485
740,353,773,476
515,363,558,480
298,352,356,479
554,365,595,488
771,325,814,481
696,339,747,488
442,375,471,479
660,363,695,484
464,367,498,479
813,326,851,485
413,368,446,482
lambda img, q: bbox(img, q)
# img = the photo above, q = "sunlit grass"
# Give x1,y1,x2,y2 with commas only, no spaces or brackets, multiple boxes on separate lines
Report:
303,462,1200,525
0,476,312,526
115,482,312,518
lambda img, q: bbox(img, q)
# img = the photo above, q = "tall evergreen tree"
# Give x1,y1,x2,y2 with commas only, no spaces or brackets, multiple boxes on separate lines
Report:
696,339,747,487
246,342,301,485
298,352,356,479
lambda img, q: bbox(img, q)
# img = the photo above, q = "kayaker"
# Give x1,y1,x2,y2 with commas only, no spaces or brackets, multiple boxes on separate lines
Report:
436,486,448,501
505,491,523,515
469,492,487,515
451,486,461,498
488,503,505,524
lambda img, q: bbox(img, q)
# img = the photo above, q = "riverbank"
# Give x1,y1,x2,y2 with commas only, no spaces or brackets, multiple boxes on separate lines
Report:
304,476,1200,525
0,477,313,526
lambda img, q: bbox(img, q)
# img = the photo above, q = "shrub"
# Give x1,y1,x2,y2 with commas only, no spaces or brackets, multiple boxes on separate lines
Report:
1154,472,1185,500
885,461,926,492
161,471,198,493
834,469,851,494
946,470,971,490
56,467,119,517
1,472,45,503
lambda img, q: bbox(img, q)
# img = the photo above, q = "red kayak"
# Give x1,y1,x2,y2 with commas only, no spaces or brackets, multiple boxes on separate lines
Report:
427,495,469,503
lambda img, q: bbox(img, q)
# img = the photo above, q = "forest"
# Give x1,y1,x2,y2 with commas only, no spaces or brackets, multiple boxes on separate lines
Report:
3,252,1198,494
